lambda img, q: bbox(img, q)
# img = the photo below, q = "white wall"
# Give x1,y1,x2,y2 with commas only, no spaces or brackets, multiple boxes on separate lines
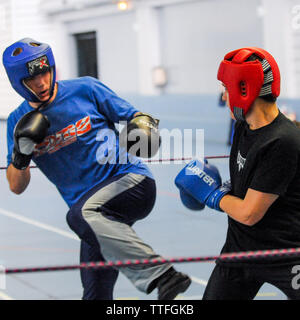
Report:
0,0,20,119
52,0,264,95
160,0,263,94
1,0,300,119
262,0,300,98
65,11,139,94
0,0,65,118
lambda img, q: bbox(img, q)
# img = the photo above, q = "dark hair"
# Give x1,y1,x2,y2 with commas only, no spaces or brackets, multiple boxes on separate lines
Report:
246,54,277,103
259,94,277,103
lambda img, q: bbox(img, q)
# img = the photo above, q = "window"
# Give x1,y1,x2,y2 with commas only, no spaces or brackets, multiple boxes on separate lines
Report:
74,31,98,78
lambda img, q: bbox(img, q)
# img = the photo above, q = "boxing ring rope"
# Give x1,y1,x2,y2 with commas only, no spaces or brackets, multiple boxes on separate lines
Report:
4,247,300,274
144,155,230,163
0,155,230,170
2,154,298,276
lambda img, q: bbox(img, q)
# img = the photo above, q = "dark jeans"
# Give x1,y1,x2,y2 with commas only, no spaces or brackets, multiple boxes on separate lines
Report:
203,263,300,300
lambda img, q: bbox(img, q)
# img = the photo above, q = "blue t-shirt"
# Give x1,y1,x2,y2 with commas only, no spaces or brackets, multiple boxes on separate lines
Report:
7,77,153,208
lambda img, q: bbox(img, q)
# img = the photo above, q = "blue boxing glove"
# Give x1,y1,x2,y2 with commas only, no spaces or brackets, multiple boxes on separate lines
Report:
179,189,205,211
175,159,231,212
207,179,231,211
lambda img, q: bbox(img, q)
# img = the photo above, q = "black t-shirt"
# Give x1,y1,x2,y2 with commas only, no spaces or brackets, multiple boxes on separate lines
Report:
219,111,300,266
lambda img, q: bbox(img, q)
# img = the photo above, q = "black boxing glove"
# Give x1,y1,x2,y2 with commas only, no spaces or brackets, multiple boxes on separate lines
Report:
120,113,161,158
12,110,50,170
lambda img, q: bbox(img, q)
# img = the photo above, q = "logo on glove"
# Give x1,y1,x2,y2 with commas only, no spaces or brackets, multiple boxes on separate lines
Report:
186,162,215,186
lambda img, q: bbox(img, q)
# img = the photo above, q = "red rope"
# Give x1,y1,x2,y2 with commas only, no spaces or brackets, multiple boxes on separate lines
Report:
0,155,230,170
4,247,300,274
144,155,230,163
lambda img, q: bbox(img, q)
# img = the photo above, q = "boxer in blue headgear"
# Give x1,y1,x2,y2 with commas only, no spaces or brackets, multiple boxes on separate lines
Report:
2,38,191,300
3,38,56,104
3,38,54,169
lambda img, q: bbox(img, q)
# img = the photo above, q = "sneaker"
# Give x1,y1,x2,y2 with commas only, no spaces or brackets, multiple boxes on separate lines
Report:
157,268,191,300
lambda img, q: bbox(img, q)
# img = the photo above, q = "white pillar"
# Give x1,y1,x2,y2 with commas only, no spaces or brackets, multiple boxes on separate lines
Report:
135,4,163,95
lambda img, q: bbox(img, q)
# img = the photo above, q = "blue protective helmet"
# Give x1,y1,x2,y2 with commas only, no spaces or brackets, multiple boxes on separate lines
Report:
2,38,56,102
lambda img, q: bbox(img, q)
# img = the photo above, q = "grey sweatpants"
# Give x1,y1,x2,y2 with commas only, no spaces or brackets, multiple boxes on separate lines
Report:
67,173,172,299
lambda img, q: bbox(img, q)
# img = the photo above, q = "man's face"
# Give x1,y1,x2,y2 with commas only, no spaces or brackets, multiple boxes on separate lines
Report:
24,70,51,102
221,84,235,120
221,84,229,106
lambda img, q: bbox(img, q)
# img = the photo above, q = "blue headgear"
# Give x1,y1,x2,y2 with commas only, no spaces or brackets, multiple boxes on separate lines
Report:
2,38,56,102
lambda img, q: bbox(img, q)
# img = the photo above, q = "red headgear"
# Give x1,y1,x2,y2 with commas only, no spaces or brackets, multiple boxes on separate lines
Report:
217,47,280,120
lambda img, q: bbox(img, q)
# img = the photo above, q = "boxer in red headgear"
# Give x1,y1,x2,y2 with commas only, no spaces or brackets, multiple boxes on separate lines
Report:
218,47,280,120
175,47,300,300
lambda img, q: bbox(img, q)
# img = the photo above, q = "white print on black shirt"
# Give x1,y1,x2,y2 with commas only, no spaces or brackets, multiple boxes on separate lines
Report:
237,150,246,172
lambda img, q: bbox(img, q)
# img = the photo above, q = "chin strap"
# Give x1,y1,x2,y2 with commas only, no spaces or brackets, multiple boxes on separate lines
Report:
36,81,56,111
36,100,50,111
233,106,245,121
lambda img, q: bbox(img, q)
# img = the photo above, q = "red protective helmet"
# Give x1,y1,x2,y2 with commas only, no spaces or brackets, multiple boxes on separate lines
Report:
217,47,280,120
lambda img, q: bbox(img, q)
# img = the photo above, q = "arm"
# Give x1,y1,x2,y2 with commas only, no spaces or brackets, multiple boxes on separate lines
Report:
6,164,31,194
119,112,161,158
174,159,278,226
220,188,278,226
91,79,139,122
6,110,49,194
